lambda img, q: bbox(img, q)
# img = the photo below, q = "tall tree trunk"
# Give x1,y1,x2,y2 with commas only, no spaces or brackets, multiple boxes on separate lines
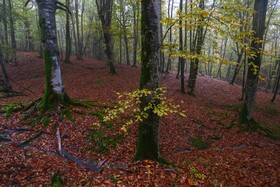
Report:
230,52,243,84
239,0,268,129
35,0,70,112
0,46,12,92
188,0,205,95
64,0,71,63
8,0,16,62
165,0,174,73
120,0,130,66
216,36,228,79
134,0,161,162
241,53,247,100
75,0,82,59
132,0,139,67
71,8,78,57
179,0,185,93
96,0,116,75
3,0,9,47
271,59,280,103
24,20,34,51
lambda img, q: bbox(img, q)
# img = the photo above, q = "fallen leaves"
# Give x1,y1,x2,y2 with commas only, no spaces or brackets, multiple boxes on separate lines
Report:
0,52,279,186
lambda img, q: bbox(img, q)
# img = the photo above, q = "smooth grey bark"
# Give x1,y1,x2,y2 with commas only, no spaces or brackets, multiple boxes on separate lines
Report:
96,0,116,75
75,0,82,59
239,0,268,128
134,0,162,162
165,0,174,73
120,0,130,66
34,0,70,112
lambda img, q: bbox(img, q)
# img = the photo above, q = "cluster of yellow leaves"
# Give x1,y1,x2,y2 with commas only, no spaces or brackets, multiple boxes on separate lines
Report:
103,88,186,133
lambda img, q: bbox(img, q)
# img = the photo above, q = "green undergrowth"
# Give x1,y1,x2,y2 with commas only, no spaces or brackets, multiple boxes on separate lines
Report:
189,137,211,150
256,103,278,116
0,99,111,128
223,103,242,112
88,110,124,154
208,110,235,129
258,121,280,140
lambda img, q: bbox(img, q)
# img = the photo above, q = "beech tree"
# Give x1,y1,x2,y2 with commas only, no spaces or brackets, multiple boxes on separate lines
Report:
187,0,206,95
96,0,117,75
0,44,12,92
25,0,71,112
239,0,268,129
133,0,162,161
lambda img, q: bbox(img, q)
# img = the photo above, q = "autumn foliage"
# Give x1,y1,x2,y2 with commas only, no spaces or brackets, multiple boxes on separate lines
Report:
0,52,279,186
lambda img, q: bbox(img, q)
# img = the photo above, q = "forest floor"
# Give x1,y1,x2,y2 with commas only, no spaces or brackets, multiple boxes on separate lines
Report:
0,52,279,187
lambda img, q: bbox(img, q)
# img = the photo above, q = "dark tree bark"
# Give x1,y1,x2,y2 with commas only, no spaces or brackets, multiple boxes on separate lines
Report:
188,0,205,95
179,0,185,93
134,0,162,162
8,0,16,62
132,0,139,67
96,0,116,75
0,46,12,92
64,0,71,63
230,52,243,84
239,0,268,129
271,58,280,103
3,0,9,47
34,0,71,112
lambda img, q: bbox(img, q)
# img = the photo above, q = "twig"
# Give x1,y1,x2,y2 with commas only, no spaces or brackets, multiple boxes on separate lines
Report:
56,127,62,155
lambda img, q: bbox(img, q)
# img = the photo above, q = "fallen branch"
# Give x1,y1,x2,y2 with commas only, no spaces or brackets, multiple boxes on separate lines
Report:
19,131,43,147
60,149,102,173
56,127,102,173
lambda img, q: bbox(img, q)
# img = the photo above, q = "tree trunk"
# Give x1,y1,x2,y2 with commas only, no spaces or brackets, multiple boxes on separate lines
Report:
64,0,71,63
216,36,228,79
179,0,185,93
165,0,174,73
3,0,9,47
271,59,280,103
132,0,139,67
75,0,82,60
36,0,70,112
123,30,130,66
187,0,205,95
24,20,34,51
0,46,12,92
96,0,116,75
8,0,16,62
230,53,243,84
134,0,161,162
239,0,268,129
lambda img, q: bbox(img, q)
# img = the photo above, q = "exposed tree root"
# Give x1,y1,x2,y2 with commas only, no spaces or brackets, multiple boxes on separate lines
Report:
1,97,111,127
